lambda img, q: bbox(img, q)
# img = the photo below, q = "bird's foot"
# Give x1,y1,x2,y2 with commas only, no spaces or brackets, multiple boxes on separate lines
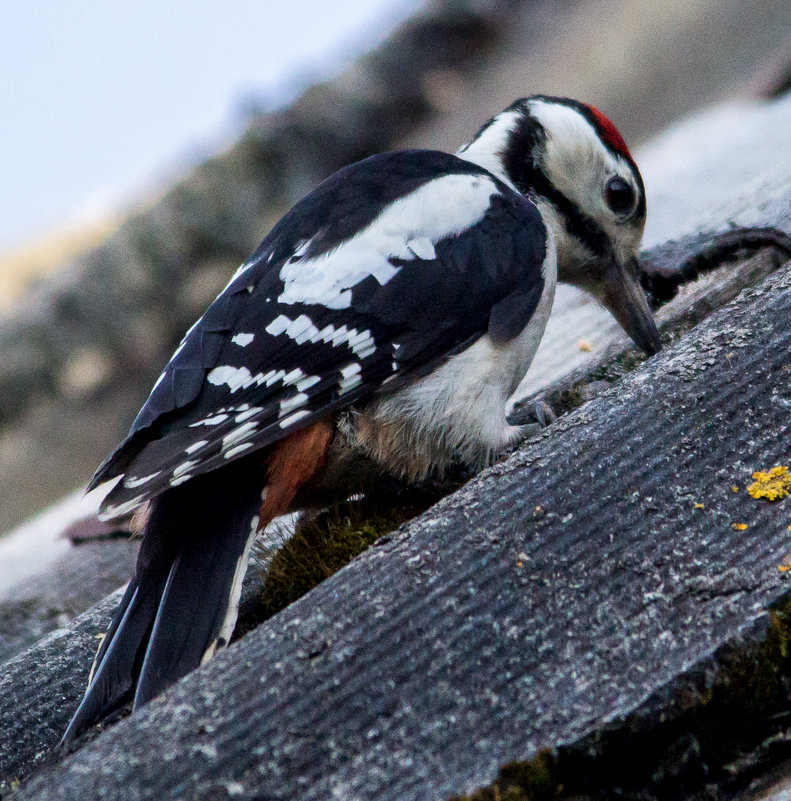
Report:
506,397,557,430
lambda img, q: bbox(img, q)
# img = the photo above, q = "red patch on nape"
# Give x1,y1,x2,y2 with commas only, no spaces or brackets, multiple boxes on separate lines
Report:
586,105,632,159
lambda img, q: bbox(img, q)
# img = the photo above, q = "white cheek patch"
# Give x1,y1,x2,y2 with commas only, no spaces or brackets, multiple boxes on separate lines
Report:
528,99,634,217
277,173,498,309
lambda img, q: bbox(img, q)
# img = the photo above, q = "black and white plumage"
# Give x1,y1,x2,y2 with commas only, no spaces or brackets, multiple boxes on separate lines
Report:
63,96,659,743
95,151,549,518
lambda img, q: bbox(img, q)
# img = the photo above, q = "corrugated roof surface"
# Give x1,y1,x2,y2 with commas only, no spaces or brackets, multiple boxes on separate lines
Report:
10,254,791,800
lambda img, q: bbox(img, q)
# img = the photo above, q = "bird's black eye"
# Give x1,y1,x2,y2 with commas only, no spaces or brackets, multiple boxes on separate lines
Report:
604,176,636,216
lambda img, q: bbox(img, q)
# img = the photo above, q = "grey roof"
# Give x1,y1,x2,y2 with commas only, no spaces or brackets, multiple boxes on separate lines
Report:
4,218,791,800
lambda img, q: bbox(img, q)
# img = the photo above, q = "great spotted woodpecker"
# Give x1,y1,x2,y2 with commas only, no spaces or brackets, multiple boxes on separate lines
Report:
63,95,660,742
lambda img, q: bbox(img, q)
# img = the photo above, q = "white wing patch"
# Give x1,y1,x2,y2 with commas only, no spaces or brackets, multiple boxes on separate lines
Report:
222,422,258,450
123,471,162,489
339,362,362,393
189,413,230,427
265,314,320,343
277,173,498,309
279,393,308,415
278,409,310,429
263,313,377,360
406,237,436,260
223,442,255,459
231,333,255,347
207,366,252,393
185,440,209,454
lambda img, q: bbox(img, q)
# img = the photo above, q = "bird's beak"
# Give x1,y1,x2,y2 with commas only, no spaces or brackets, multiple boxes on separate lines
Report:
600,256,662,355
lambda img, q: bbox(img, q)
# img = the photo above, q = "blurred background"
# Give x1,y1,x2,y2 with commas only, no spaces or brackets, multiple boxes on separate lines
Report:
0,0,790,567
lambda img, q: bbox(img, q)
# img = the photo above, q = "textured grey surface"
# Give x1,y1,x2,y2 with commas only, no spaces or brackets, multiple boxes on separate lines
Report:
0,590,120,787
0,543,278,790
0,539,138,667
9,258,791,800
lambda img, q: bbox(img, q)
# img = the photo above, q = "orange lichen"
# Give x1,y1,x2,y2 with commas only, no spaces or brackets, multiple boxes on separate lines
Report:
732,523,748,531
748,466,791,501
731,486,739,493
779,562,791,573
693,503,704,510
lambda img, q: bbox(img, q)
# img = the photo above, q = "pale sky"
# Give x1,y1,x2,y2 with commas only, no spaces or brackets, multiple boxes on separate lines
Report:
0,0,421,252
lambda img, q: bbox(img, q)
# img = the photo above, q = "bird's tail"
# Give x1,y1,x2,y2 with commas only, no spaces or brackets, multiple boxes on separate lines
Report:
61,464,264,744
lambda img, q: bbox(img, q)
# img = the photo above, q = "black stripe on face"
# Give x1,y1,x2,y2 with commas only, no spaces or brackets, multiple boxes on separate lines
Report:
501,105,611,259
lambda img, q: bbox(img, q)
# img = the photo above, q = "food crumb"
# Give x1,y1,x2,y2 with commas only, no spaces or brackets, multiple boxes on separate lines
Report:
748,466,791,501
577,340,593,352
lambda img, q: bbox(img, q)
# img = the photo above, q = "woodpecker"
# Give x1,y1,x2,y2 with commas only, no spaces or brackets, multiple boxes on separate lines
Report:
63,95,660,742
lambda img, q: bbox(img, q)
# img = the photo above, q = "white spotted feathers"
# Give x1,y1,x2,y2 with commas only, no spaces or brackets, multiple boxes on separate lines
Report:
91,148,551,518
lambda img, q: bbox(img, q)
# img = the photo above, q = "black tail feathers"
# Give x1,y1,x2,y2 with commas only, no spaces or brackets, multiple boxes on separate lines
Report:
62,466,263,744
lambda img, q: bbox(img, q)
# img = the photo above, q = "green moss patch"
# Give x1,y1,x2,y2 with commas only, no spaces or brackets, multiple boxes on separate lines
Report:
237,477,467,634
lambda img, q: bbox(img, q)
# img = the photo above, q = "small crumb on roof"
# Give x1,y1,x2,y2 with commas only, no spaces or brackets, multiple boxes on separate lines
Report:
748,466,791,501
577,340,593,352
732,522,748,531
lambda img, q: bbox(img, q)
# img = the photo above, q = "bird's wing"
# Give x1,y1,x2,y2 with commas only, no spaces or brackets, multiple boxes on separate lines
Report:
94,150,549,518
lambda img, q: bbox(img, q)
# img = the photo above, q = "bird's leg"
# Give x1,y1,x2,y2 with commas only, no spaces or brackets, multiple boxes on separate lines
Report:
259,419,335,528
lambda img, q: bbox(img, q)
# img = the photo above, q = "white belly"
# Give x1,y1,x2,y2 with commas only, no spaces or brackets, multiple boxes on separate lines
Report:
352,252,557,479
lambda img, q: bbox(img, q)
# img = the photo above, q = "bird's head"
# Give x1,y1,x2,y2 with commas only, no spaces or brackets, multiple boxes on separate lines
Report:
459,95,661,355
